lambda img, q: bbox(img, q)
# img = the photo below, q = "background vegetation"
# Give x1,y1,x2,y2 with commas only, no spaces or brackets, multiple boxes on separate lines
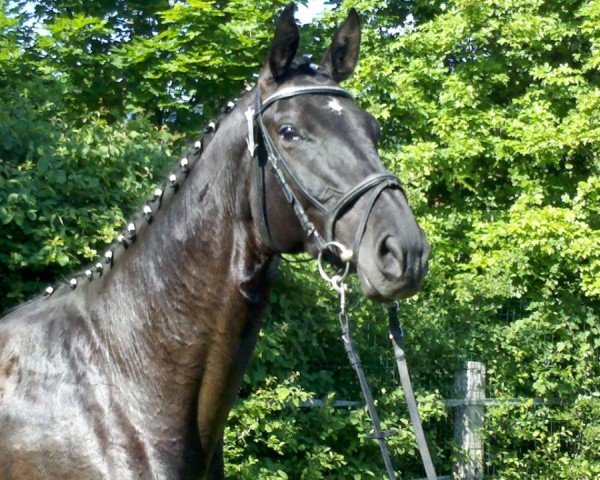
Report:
0,0,598,478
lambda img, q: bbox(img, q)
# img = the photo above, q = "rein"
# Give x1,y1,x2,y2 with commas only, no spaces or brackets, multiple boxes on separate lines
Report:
247,84,438,479
318,249,438,480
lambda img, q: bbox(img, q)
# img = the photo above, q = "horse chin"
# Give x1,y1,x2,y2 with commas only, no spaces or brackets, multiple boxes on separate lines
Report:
357,265,423,302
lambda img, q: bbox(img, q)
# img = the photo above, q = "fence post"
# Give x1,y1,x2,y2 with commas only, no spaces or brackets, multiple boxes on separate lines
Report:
453,361,485,480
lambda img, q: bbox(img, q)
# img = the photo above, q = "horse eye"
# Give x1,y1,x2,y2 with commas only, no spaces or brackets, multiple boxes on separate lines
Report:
278,125,298,142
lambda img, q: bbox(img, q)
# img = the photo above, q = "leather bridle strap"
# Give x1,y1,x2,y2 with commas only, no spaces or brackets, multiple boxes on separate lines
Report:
258,85,352,115
255,85,438,480
251,85,403,257
324,173,402,256
253,87,329,252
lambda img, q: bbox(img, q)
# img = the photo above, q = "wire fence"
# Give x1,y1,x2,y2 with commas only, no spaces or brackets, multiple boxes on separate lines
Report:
295,298,598,479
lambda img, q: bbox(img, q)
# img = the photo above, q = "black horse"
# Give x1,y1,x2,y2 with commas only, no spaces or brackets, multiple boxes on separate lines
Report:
0,4,429,479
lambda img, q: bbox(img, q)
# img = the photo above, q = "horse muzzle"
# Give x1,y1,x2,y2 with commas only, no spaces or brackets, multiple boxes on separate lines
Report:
354,194,430,301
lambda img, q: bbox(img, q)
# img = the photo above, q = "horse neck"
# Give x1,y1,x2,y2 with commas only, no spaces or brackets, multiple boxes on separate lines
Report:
85,96,273,394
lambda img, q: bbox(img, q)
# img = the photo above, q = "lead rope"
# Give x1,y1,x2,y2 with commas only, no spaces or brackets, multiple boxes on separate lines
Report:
388,302,438,480
318,243,438,480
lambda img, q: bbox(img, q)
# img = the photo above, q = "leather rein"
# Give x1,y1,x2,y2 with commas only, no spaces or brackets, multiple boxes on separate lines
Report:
247,84,402,258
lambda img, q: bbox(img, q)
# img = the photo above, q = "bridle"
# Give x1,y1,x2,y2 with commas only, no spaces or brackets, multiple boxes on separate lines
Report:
247,84,403,259
247,84,438,480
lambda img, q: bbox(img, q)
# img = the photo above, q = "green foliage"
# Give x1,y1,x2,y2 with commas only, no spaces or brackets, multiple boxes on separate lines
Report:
8,0,290,130
485,396,600,479
1,0,598,478
223,262,449,479
0,77,176,308
0,0,287,307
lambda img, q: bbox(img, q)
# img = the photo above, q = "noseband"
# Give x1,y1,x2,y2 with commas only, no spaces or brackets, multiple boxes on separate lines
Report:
248,85,403,258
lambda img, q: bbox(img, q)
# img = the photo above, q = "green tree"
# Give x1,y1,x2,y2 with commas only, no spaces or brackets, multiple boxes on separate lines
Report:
7,0,289,128
0,0,288,308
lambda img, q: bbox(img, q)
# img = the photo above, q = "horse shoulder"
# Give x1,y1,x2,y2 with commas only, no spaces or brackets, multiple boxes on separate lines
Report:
0,297,112,478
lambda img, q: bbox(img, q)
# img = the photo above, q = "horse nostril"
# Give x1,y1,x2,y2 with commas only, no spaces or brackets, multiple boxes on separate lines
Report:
377,236,404,279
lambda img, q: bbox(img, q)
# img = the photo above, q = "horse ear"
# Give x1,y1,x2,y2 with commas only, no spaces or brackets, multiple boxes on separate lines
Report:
320,9,361,82
261,3,299,84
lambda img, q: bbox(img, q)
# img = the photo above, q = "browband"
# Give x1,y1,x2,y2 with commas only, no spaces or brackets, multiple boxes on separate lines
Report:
259,86,352,114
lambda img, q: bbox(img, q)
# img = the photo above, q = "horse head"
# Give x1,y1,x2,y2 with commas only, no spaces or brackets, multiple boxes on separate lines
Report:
250,3,430,300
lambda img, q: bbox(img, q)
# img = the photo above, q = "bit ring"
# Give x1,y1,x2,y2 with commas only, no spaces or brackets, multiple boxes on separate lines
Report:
318,241,352,287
